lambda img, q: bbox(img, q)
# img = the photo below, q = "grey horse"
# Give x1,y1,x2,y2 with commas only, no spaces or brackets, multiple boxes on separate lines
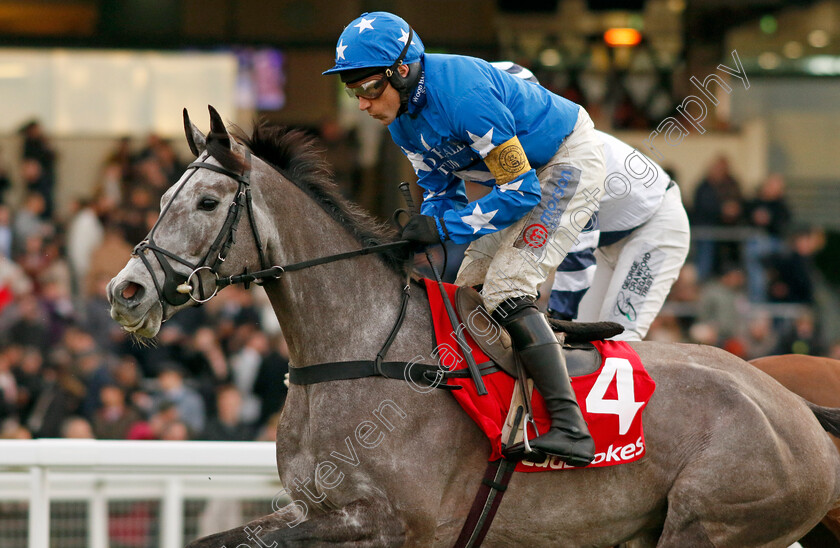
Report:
108,107,840,547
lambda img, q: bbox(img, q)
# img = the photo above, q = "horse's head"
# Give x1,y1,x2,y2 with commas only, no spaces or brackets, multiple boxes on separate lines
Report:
108,106,275,338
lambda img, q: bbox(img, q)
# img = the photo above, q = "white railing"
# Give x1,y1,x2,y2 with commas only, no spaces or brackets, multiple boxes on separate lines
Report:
0,439,280,548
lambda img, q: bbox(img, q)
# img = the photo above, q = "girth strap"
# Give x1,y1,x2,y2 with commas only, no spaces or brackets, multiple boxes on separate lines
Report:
453,458,517,548
287,360,504,388
288,360,441,386
442,362,504,378
453,405,523,548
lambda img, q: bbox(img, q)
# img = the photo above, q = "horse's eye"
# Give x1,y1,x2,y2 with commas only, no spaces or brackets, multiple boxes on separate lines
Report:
198,198,219,211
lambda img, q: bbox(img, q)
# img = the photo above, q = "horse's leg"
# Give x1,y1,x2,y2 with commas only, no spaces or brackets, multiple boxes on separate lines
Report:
799,520,840,548
186,498,408,548
803,508,840,548
185,508,304,548
623,527,664,548
655,514,714,548
654,478,743,548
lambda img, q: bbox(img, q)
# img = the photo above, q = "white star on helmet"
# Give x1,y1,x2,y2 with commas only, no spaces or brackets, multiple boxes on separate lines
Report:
354,17,376,33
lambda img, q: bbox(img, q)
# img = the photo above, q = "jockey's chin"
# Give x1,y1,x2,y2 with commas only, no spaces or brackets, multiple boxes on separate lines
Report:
371,112,397,126
361,105,398,126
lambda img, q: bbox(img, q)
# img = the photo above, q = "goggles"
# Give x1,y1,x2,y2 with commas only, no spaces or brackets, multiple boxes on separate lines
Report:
345,74,388,100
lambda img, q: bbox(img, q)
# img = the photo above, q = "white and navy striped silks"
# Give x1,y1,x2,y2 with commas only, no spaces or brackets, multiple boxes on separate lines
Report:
548,214,600,319
548,131,672,319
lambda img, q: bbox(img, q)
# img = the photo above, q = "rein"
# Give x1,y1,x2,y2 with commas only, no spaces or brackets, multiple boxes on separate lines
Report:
216,240,410,290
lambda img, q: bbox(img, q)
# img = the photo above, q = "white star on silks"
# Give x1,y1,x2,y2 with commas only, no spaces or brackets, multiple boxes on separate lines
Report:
354,17,376,33
398,28,413,45
420,134,431,151
467,128,495,157
461,204,498,234
424,188,445,201
336,40,347,60
401,147,431,172
498,179,524,196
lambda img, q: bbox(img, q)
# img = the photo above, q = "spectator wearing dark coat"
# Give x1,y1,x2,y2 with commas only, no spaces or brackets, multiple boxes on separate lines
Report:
93,383,142,439
200,385,255,441
765,227,820,305
744,174,792,301
254,334,290,425
19,120,57,219
691,156,745,280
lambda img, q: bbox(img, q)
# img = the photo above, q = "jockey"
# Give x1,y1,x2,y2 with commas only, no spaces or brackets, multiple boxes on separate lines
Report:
325,12,606,467
549,130,690,340
493,63,691,341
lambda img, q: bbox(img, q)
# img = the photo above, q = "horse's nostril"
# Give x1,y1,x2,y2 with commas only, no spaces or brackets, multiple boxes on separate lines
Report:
121,282,143,301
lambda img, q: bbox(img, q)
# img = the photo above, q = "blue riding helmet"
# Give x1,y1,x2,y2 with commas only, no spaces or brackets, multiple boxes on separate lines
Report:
323,12,424,78
323,12,425,115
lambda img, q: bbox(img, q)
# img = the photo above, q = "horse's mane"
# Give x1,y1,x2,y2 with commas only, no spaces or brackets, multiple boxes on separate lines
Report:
205,122,406,275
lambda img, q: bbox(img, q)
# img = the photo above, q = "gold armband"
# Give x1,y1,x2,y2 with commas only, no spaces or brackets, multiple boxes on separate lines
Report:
484,136,532,185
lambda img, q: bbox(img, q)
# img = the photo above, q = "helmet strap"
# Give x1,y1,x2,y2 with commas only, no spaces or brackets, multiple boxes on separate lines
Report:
386,27,416,116
385,27,413,79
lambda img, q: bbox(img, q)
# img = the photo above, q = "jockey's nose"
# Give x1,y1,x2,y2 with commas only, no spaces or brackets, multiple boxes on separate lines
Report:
358,97,371,111
111,280,146,309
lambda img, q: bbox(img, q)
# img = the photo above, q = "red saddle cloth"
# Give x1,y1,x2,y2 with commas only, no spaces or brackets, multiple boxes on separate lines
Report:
0,285,12,314
424,279,656,472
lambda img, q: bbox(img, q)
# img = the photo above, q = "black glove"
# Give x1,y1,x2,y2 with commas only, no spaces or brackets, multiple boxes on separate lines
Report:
401,214,442,246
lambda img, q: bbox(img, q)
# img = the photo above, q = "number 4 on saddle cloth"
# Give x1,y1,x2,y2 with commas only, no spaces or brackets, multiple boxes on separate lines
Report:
422,280,656,472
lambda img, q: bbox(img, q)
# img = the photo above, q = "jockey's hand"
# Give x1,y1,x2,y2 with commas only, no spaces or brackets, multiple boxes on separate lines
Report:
401,214,442,247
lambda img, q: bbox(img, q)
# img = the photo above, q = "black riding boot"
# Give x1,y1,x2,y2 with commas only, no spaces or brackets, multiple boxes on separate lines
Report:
494,300,596,467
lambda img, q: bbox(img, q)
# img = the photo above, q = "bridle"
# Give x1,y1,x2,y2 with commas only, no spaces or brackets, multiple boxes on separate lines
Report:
132,149,268,314
132,149,409,318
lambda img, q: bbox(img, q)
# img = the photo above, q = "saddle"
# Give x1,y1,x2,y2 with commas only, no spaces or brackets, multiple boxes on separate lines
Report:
453,286,623,379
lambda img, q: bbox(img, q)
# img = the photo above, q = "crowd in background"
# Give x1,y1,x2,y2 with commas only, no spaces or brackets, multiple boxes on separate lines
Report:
0,121,289,442
0,119,837,442
647,155,839,361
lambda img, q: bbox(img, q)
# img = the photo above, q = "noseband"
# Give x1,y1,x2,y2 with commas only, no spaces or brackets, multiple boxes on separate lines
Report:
133,149,270,313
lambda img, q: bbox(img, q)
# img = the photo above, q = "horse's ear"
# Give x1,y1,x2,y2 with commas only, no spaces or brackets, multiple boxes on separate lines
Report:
183,108,206,157
208,105,231,149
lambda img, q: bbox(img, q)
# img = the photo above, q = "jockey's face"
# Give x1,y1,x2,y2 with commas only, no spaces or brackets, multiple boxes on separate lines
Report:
353,65,408,126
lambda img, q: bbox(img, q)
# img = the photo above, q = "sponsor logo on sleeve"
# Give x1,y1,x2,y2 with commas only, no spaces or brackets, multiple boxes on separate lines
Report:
514,164,581,251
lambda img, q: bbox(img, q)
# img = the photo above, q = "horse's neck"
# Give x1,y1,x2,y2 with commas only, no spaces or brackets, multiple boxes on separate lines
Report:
260,193,409,367
265,258,406,366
